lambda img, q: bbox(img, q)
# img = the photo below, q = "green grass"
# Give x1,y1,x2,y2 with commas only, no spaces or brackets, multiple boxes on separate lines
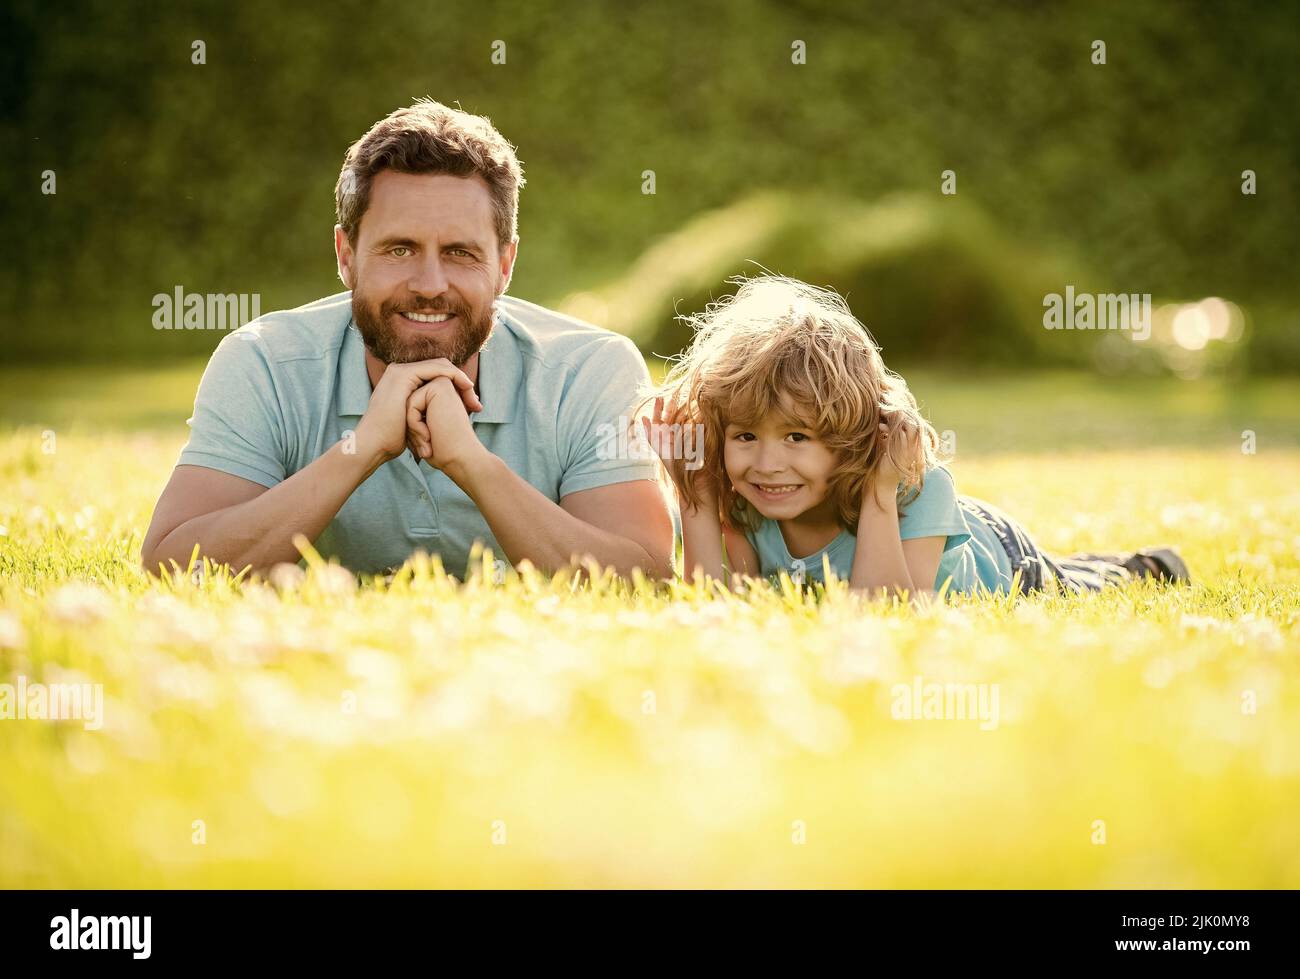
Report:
1,363,1298,887
0,359,210,433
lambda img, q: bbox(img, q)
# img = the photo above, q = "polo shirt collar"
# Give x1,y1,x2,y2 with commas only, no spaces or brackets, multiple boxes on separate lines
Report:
337,321,372,418
471,305,522,425
336,306,522,423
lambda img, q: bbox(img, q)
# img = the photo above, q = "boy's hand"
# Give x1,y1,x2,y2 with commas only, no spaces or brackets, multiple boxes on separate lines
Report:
872,422,903,488
642,395,716,505
867,416,919,502
641,396,682,465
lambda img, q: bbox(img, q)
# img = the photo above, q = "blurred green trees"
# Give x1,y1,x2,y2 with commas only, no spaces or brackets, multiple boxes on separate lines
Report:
564,191,1076,367
2,0,1296,368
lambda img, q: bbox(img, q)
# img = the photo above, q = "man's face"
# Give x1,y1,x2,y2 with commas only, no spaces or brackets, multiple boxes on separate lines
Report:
335,170,518,366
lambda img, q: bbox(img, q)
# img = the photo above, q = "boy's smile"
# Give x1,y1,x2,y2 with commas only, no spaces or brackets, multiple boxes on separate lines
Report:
749,481,807,504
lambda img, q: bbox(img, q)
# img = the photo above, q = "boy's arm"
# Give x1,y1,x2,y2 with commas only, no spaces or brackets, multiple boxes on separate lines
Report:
679,494,728,582
721,523,760,582
850,483,941,601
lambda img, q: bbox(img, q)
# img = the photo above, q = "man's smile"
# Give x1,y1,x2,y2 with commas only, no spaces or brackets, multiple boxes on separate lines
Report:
396,310,457,330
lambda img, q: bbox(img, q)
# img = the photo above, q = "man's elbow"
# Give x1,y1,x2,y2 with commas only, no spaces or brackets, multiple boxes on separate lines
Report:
634,536,675,581
644,553,675,581
140,541,185,578
598,542,672,582
139,539,166,577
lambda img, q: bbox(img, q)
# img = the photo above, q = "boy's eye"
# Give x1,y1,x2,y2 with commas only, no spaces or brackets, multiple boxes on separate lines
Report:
787,432,809,443
733,432,755,442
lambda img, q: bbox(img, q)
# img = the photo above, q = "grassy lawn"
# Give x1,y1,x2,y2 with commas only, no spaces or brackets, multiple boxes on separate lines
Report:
1,361,1297,886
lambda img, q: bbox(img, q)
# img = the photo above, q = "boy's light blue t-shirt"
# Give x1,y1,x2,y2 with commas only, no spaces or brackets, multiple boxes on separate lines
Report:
177,292,659,576
740,466,1015,595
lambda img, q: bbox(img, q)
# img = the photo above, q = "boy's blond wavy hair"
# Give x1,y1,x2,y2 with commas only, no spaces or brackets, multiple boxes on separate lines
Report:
640,276,943,532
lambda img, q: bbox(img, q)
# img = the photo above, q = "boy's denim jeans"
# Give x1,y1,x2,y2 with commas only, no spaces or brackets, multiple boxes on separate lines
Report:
958,498,1133,596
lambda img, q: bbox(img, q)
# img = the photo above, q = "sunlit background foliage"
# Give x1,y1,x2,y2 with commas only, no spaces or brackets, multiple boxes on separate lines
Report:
3,0,1298,370
1,0,1298,887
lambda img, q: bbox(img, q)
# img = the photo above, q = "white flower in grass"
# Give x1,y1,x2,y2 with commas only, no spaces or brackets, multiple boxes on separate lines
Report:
47,582,113,625
1235,613,1282,651
311,563,357,597
268,562,306,592
0,610,25,650
1179,614,1222,633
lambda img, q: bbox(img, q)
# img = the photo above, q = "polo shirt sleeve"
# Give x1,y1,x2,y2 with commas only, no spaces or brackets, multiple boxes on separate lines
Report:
897,466,973,550
176,331,288,488
556,335,661,498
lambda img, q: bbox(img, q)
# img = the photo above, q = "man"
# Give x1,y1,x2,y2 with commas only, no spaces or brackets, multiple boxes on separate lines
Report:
141,100,673,580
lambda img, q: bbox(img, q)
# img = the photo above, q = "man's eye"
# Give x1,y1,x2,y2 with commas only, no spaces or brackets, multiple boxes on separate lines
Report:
449,248,472,258
391,246,412,258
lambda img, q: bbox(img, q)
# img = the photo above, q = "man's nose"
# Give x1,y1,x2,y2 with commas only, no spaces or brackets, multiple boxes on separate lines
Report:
408,253,450,297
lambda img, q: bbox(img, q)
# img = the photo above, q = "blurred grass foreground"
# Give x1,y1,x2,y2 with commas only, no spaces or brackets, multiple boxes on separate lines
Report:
1,369,1298,887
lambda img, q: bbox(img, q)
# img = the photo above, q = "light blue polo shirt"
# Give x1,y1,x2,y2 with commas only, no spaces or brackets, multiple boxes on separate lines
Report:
738,466,1016,595
178,291,659,576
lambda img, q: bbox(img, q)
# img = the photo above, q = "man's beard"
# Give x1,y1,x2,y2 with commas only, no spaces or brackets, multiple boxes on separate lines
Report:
352,285,496,367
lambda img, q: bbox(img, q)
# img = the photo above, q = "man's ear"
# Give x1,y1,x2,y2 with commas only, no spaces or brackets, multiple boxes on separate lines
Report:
495,238,519,296
335,225,356,290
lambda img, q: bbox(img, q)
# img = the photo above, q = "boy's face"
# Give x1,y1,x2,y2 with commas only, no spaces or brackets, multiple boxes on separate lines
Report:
723,401,838,520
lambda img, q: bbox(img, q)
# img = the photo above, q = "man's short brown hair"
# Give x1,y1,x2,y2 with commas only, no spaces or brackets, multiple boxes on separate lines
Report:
335,99,525,248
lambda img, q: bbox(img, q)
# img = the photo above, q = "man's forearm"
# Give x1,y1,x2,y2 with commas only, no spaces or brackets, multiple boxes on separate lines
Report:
446,450,669,577
145,443,381,574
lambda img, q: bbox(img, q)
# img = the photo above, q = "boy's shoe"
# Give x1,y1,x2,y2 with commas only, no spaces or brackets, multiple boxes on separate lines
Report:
1068,547,1191,584
1127,547,1191,584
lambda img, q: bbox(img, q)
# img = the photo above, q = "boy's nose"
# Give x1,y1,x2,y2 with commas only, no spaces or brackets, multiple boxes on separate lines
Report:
753,446,787,475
